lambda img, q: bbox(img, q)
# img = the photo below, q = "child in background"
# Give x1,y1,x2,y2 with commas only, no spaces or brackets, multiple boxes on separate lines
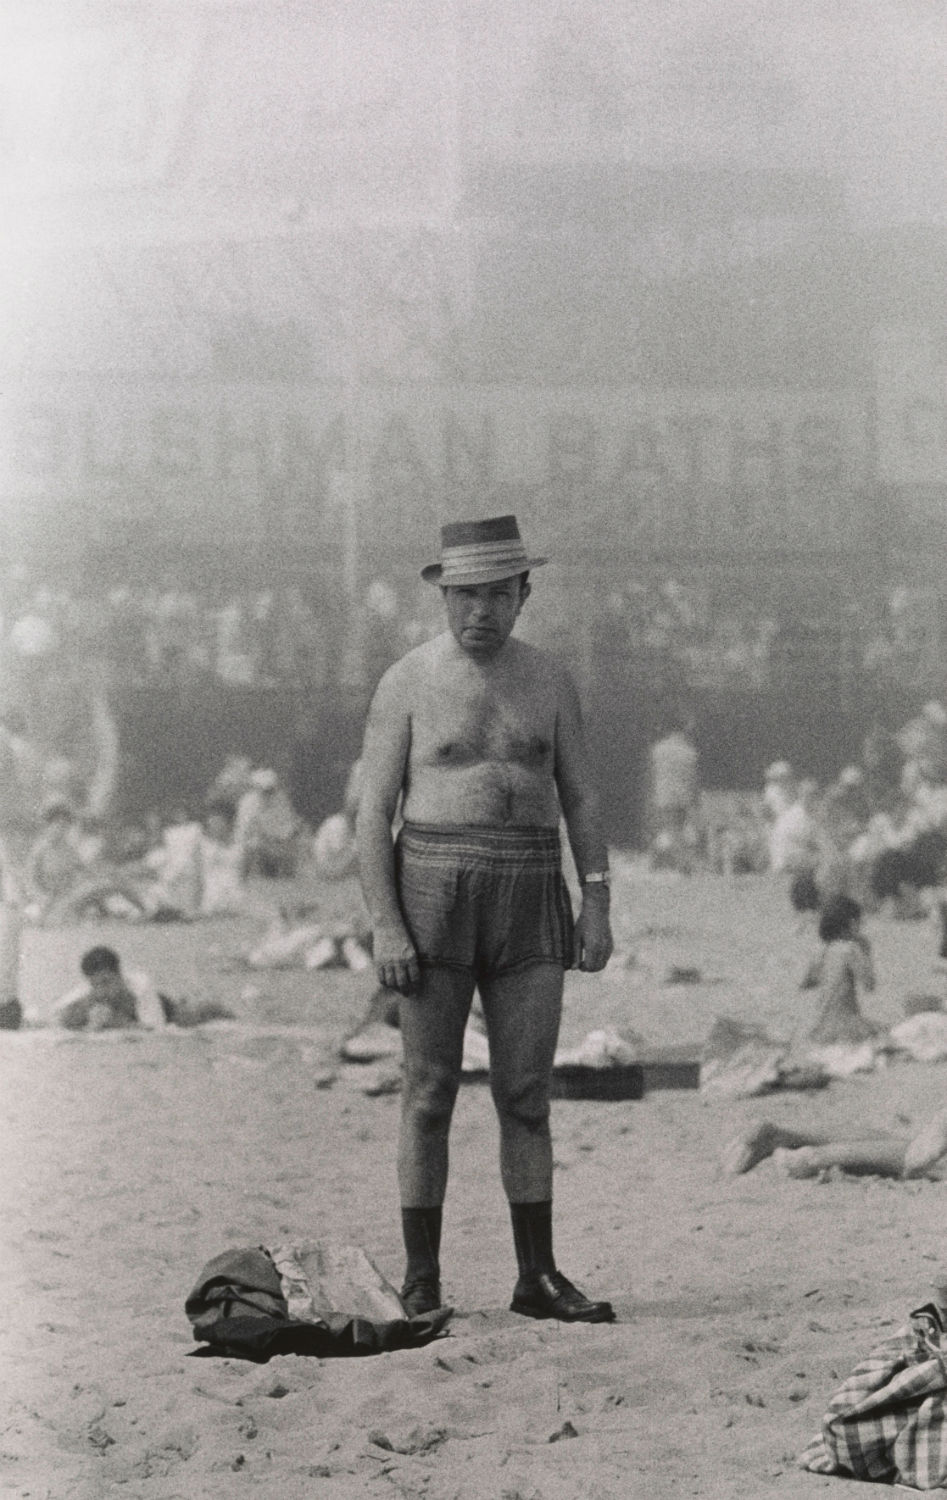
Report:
198,800,246,917
141,805,203,919
234,768,302,878
312,758,362,883
53,945,167,1031
23,799,86,917
805,893,881,1046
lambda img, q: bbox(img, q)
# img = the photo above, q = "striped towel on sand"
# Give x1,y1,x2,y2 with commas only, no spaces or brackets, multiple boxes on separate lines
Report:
799,1304,947,1490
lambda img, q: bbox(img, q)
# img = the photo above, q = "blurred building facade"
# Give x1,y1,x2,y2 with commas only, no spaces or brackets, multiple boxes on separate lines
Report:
1,2,944,839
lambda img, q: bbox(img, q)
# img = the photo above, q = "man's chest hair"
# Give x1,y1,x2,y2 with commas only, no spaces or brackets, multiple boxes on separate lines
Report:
415,668,556,767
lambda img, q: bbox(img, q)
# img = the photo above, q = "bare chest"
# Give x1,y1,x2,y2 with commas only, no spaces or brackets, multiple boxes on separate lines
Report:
412,671,556,772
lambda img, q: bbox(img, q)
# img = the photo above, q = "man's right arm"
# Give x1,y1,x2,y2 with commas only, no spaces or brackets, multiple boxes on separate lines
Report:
355,664,421,995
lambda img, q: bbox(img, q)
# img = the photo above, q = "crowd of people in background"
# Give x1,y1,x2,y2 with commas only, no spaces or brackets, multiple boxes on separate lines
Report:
0,564,437,848
0,554,943,974
596,578,778,692
13,758,321,929
0,738,372,1029
762,700,947,919
0,562,939,703
642,701,947,1061
647,700,947,908
1,694,944,1049
0,565,439,696
6,689,943,943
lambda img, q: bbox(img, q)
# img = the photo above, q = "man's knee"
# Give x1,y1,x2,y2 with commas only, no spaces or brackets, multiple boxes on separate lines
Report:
402,1062,460,1131
492,1072,551,1132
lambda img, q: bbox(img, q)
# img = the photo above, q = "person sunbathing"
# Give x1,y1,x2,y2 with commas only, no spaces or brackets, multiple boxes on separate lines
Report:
53,944,167,1030
24,800,150,926
51,943,234,1031
722,1109,947,1180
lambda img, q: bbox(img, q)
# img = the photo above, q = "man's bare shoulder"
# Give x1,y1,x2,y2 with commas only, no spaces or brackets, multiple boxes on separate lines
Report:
371,634,451,699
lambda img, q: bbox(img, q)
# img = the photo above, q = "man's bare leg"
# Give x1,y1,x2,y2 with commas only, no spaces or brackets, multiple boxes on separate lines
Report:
395,966,475,1314
480,962,614,1322
480,962,562,1201
397,965,475,1203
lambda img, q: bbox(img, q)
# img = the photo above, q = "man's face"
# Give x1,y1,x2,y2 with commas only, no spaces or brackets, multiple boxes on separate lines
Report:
442,576,529,659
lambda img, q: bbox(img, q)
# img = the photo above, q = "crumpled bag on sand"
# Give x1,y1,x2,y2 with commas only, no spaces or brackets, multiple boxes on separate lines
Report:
552,1027,642,1069
700,1017,831,1097
889,1011,947,1063
186,1242,451,1361
246,918,370,971
460,1025,643,1077
801,1039,882,1078
699,1017,787,1098
799,1303,947,1490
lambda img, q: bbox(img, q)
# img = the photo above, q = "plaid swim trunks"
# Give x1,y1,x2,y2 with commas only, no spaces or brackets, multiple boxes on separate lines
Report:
395,823,575,979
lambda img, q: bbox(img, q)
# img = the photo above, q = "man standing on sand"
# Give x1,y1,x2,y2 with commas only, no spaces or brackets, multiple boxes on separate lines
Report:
356,514,615,1323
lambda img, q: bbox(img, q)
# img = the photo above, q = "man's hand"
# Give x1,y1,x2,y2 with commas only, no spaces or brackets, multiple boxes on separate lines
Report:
373,925,421,995
574,894,613,972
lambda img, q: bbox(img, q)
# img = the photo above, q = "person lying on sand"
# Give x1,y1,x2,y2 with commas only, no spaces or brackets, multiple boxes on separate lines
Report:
52,944,234,1031
54,944,167,1030
722,1109,947,1180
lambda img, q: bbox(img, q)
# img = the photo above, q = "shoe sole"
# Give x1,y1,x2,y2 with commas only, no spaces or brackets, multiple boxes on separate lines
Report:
510,1299,615,1323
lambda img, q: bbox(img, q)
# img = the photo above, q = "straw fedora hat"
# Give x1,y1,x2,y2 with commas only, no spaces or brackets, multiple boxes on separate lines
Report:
421,514,547,587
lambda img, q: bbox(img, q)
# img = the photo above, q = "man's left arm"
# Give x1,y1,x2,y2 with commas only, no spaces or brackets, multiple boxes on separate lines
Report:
553,665,613,973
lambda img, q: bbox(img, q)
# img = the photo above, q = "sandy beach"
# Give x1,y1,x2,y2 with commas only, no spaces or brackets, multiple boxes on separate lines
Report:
3,861,946,1499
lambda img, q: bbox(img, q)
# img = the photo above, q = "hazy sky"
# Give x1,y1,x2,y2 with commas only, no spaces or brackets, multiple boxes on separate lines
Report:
465,0,946,228
1,1,944,230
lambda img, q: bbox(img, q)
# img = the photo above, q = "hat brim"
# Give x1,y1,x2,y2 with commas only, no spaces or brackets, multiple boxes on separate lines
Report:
421,557,547,586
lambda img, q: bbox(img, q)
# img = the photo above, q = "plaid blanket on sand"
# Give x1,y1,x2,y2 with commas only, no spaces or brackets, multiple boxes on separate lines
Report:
799,1304,947,1490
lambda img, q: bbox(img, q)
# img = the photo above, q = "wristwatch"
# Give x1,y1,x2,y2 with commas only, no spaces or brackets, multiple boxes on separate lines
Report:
580,871,611,888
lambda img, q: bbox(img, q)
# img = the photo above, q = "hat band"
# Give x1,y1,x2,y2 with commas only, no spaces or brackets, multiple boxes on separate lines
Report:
438,540,529,580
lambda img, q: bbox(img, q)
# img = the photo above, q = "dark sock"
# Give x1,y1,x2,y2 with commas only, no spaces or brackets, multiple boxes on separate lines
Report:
401,1206,442,1286
509,1199,556,1281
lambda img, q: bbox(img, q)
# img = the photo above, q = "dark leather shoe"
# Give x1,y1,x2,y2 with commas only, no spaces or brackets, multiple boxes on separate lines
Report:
401,1278,443,1317
511,1271,615,1323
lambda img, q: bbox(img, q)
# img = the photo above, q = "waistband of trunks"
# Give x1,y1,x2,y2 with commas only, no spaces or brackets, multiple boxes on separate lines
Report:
398,822,562,867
